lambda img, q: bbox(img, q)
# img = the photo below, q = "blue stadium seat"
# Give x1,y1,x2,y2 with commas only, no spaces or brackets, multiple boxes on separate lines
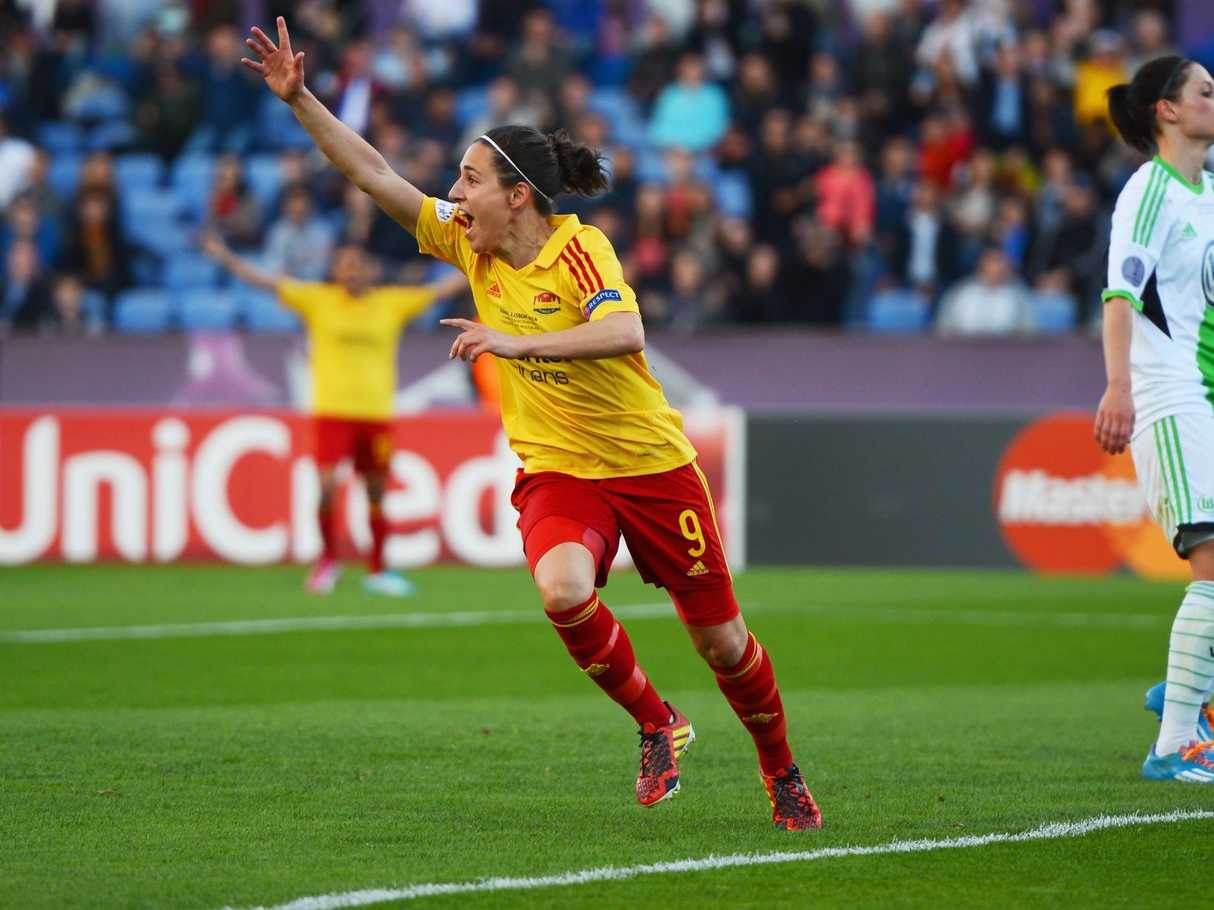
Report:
163,252,220,291
87,119,137,151
47,154,83,200
81,290,107,324
241,289,300,332
866,289,931,334
170,153,215,223
72,81,130,121
122,190,191,259
38,122,85,154
714,171,753,219
254,94,312,151
115,154,164,191
635,148,668,183
245,154,283,211
454,87,490,127
113,289,173,333
1031,291,1077,334
180,290,240,331
588,88,642,136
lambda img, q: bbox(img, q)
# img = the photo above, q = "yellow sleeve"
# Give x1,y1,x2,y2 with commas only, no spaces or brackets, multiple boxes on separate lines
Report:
414,196,476,274
277,281,326,317
373,286,442,327
560,228,640,322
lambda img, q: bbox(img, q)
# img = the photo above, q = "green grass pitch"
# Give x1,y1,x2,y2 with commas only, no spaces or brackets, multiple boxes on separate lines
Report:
1,564,1211,909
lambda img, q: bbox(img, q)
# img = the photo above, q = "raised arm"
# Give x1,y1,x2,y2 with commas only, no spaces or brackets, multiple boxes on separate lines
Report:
200,232,282,293
242,18,425,234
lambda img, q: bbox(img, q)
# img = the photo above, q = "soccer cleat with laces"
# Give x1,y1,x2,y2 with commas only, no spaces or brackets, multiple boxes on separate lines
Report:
635,702,694,807
761,763,823,830
1142,740,1214,783
1144,682,1213,741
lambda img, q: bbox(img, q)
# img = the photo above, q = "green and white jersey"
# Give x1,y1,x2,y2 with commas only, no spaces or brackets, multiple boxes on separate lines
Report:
1104,155,1214,435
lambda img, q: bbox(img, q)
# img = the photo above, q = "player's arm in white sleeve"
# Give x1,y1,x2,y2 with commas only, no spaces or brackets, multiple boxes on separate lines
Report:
1094,169,1168,454
1101,166,1171,313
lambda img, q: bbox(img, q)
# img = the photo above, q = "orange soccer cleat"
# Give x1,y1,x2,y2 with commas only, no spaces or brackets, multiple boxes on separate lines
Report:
761,763,823,831
635,702,695,807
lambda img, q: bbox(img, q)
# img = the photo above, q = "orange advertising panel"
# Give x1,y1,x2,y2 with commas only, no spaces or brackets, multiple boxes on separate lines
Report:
993,412,1186,579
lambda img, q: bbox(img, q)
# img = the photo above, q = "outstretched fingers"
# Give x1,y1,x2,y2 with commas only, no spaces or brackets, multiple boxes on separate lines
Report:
276,16,293,55
248,26,277,56
240,57,267,75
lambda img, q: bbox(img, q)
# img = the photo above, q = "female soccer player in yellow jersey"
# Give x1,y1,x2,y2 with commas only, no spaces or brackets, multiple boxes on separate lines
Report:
202,233,464,597
242,17,821,829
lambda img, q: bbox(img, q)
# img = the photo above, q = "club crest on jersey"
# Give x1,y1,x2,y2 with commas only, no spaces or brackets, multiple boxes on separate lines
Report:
533,291,560,315
1122,255,1145,287
1203,241,1214,307
583,288,622,318
435,200,456,223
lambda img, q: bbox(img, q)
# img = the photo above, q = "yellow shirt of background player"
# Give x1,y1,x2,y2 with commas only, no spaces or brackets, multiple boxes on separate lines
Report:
279,281,438,422
414,195,696,479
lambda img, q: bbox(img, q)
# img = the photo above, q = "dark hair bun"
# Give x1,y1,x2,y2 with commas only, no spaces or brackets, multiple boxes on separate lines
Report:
548,130,610,197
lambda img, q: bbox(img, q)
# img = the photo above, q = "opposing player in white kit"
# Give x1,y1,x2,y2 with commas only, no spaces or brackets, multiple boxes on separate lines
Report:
1097,55,1214,782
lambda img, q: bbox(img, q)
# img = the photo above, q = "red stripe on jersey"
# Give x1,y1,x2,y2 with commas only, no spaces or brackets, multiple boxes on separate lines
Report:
571,236,604,291
560,250,590,297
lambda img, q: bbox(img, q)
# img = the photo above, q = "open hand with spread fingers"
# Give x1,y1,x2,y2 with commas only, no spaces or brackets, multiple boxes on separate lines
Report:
440,318,524,363
241,16,305,103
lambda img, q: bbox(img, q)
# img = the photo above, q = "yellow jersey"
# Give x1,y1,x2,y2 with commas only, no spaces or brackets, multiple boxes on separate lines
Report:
415,196,696,478
278,281,438,421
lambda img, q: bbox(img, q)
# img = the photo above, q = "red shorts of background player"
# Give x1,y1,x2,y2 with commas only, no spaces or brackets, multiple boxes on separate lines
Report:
312,416,393,473
511,461,739,627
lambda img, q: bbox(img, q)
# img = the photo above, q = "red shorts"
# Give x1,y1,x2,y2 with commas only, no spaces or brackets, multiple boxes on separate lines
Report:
312,416,393,473
512,461,738,625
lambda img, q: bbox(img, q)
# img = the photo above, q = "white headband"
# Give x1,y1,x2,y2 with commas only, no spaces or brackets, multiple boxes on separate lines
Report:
479,134,553,204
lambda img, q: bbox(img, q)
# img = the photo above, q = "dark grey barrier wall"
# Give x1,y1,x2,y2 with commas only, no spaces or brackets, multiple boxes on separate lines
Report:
747,414,1028,568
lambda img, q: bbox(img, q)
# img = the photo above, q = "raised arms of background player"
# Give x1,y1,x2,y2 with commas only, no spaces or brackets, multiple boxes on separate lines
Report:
199,233,467,300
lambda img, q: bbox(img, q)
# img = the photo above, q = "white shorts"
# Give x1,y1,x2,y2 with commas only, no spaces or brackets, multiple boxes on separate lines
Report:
1131,413,1214,556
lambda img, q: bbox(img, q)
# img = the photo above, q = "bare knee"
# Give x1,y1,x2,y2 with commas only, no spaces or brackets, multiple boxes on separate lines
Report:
533,571,591,612
689,617,750,668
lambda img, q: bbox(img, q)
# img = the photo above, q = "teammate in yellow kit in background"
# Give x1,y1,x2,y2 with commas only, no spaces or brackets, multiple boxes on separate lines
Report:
202,233,464,596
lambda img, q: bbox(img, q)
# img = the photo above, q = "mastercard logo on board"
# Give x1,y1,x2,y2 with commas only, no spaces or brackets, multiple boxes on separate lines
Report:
992,412,1186,579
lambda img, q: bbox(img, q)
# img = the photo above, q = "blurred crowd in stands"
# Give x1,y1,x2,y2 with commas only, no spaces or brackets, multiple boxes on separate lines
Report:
0,0,1211,337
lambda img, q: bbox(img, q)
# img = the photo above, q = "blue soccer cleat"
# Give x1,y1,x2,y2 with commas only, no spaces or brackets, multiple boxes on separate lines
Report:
1142,741,1214,783
362,571,416,598
1144,682,1213,740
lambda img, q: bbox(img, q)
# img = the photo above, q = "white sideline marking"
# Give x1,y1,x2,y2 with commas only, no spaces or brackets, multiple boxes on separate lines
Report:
0,603,676,644
218,810,1214,910
0,602,1167,645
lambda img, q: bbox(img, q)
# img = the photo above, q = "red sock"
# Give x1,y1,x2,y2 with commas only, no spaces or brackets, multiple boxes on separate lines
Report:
711,633,794,774
368,503,387,574
546,594,670,728
317,502,337,561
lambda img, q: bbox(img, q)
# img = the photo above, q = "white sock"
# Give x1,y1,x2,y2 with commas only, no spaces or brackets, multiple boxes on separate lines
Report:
1157,581,1214,754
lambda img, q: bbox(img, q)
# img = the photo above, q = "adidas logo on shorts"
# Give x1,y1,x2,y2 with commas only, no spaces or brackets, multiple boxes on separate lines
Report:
686,560,709,577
